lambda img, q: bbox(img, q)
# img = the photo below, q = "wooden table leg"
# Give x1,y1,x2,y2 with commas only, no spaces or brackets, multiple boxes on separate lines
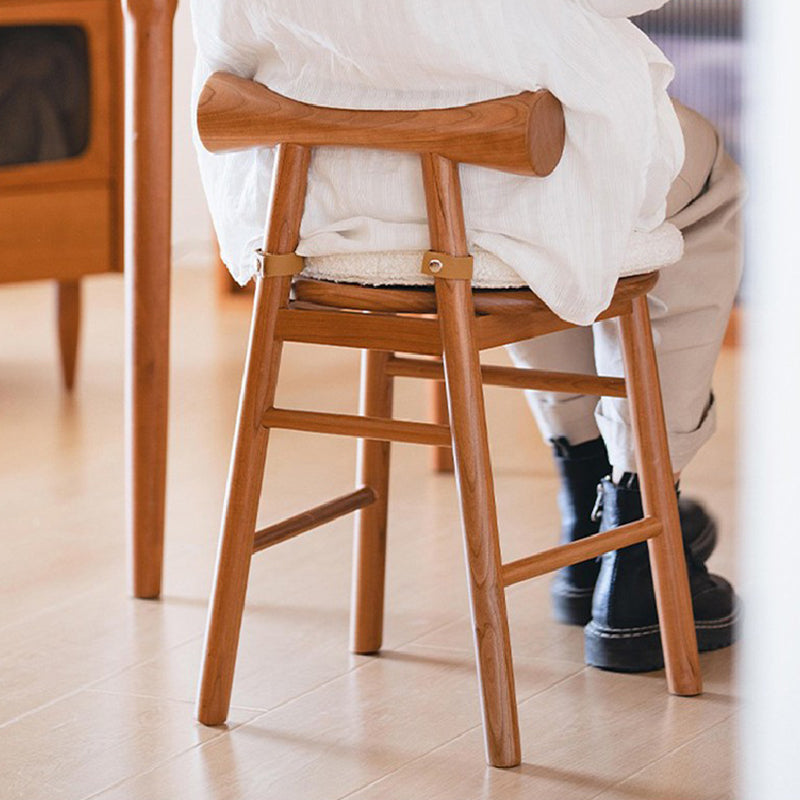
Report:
122,0,177,599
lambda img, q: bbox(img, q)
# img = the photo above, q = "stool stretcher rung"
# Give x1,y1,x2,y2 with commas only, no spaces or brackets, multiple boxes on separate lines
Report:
253,486,377,554
386,357,627,397
277,307,443,355
262,407,452,446
502,518,662,587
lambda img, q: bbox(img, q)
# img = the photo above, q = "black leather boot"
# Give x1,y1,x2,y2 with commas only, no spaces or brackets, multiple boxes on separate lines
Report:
549,437,609,625
584,475,738,672
550,438,719,626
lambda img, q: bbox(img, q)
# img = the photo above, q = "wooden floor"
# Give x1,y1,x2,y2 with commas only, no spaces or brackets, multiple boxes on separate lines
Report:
0,269,739,800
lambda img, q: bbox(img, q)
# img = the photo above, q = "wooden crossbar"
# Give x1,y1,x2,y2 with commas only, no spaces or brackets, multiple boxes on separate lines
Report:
262,407,452,446
277,307,442,355
385,357,627,397
501,518,662,587
473,301,638,351
253,487,376,554
198,72,565,177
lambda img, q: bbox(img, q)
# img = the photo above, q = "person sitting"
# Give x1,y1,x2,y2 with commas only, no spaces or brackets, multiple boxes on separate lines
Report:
191,0,742,672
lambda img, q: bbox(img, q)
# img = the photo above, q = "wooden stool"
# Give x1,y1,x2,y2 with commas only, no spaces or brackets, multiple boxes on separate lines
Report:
194,72,702,768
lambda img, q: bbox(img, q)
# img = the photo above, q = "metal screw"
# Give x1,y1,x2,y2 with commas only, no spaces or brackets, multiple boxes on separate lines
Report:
428,258,443,274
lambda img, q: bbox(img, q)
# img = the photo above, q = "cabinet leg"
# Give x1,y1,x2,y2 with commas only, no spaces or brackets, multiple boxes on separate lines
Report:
56,280,81,392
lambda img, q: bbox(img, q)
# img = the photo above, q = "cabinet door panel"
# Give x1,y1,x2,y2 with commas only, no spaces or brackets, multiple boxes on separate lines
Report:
0,184,113,282
0,0,116,190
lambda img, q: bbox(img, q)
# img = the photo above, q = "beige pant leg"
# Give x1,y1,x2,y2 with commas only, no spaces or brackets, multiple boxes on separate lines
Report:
507,102,745,470
596,105,744,471
506,326,601,445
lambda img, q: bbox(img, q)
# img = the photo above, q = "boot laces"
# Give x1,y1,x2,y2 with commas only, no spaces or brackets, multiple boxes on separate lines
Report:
590,481,605,523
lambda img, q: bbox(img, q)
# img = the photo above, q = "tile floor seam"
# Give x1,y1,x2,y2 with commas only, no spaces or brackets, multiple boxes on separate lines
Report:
215,614,535,730
68,623,588,797
333,721,484,800
88,685,273,715
323,660,588,799
582,710,738,800
385,612,467,651
0,631,202,731
0,581,117,636
82,613,478,723
226,661,382,731
82,665,404,800
515,665,590,707
225,638,584,755
407,639,587,669
78,725,242,800
0,685,87,733
84,630,205,688
0,542,201,640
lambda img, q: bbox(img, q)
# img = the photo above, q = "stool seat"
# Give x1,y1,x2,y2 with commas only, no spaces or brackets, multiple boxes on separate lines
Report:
293,272,659,316
300,223,683,290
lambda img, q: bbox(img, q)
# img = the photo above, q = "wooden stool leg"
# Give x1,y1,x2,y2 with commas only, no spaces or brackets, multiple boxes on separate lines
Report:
429,377,455,473
619,295,702,696
196,274,291,725
350,349,394,654
436,278,520,768
56,280,81,392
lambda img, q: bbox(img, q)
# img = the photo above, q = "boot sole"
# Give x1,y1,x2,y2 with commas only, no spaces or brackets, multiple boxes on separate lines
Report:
551,517,719,628
583,607,739,673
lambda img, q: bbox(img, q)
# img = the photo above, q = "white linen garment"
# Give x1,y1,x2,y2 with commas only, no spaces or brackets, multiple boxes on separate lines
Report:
191,0,682,325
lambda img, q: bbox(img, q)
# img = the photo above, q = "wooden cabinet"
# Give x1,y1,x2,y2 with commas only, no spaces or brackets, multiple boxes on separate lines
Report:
0,0,123,387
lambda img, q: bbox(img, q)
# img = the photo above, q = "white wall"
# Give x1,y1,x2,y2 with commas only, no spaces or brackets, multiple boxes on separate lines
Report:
170,2,215,268
740,3,800,799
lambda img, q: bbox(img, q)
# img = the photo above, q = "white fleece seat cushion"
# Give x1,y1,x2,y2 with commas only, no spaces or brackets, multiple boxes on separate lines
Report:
302,223,683,288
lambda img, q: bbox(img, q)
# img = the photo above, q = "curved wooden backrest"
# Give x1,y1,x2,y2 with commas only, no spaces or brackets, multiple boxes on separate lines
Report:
197,72,565,177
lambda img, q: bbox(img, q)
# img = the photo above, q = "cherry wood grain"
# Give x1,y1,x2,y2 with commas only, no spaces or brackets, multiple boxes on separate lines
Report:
351,350,395,654
261,408,451,447
0,187,113,283
253,486,376,554
471,290,641,349
277,306,443,355
122,0,177,599
197,145,310,726
420,154,470,259
197,72,565,177
421,154,520,767
619,296,703,697
292,272,658,315
502,518,661,587
429,379,455,474
434,276,521,768
197,272,293,727
386,356,628,398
